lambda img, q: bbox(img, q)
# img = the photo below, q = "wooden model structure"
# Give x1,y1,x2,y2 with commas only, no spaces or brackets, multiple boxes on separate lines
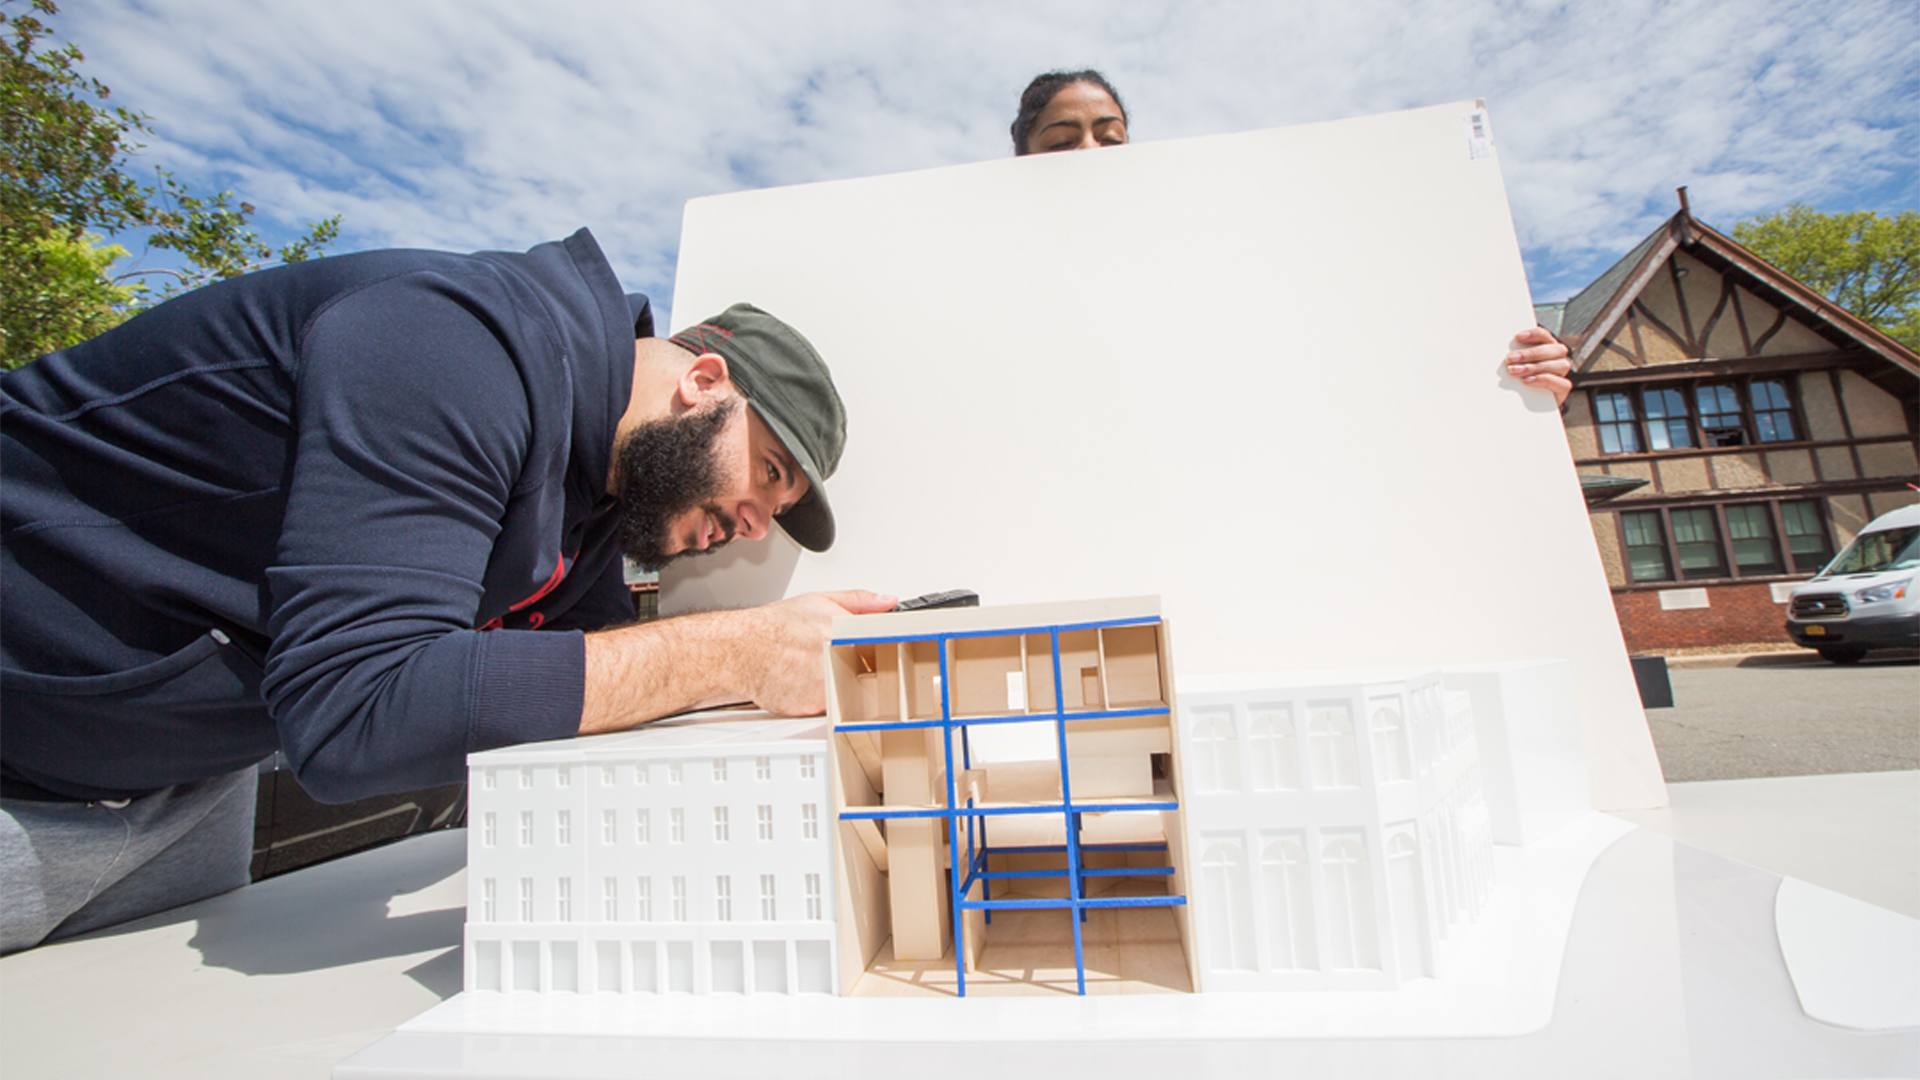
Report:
825,597,1196,997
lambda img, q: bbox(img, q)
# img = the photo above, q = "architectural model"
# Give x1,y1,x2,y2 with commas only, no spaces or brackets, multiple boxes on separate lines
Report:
464,597,1571,999
464,717,838,995
1180,671,1493,990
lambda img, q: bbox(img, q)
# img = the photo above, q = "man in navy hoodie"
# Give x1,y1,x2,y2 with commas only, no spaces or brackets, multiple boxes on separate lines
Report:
0,229,893,951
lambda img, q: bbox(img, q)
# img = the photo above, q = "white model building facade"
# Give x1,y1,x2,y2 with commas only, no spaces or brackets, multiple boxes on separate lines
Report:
465,717,837,996
1179,670,1496,990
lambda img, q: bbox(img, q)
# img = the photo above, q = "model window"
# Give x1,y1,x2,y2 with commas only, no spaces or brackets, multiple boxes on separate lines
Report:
1725,504,1783,575
1671,507,1727,579
1594,392,1641,453
1621,511,1671,582
1780,500,1832,573
1642,388,1693,450
1695,384,1745,447
1750,380,1797,443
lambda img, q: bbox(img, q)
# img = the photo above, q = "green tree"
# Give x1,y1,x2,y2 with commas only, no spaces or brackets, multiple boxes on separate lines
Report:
1731,203,1920,351
0,0,339,368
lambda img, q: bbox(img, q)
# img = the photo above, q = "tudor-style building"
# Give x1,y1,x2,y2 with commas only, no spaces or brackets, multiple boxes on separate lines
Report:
1541,191,1919,653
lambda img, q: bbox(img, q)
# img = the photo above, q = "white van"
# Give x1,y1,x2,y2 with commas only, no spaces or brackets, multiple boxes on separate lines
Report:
1785,501,1920,663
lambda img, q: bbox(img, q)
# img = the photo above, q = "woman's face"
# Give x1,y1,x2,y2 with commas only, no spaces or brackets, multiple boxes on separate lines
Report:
1025,81,1128,154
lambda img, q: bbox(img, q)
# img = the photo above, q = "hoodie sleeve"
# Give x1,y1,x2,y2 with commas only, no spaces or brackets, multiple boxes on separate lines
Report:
261,271,584,803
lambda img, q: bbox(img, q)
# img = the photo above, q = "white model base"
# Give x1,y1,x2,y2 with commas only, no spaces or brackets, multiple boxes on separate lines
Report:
379,813,1627,1052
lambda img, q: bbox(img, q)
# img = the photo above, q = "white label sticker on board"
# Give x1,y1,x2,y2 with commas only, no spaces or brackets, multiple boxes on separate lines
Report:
1463,110,1492,161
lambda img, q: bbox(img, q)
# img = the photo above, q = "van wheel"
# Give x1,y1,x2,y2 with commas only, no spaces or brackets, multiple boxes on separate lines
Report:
1817,645,1868,665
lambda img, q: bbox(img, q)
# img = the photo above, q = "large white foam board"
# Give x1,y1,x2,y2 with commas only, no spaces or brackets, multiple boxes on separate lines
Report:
663,101,1664,811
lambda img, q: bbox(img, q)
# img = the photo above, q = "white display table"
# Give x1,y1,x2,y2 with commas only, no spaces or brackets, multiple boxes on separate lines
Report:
3,776,1915,1079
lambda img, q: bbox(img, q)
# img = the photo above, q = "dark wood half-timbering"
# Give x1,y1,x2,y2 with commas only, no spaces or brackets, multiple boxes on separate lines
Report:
1542,192,1920,653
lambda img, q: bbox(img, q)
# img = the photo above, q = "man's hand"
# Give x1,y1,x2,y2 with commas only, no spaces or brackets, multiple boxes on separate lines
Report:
740,590,899,716
1505,326,1573,406
580,589,896,735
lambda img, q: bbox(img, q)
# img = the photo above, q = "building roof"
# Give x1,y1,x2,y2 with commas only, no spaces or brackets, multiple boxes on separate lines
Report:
1557,225,1670,343
1548,194,1918,396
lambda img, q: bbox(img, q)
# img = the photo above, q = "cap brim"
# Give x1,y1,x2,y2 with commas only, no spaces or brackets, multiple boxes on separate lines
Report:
751,405,835,552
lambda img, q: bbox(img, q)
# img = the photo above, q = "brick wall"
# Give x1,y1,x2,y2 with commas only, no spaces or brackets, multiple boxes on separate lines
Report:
1612,582,1796,653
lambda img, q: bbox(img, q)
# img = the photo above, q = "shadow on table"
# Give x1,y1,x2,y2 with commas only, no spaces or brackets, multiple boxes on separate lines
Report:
77,829,468,998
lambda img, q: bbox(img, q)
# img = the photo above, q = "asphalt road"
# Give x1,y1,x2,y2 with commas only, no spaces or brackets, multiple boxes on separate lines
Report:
1647,651,1920,782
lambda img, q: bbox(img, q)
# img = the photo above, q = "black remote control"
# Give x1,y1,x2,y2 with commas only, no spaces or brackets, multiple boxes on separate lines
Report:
893,589,980,612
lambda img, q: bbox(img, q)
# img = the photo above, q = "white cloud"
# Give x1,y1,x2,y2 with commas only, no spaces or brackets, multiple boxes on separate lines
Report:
57,0,1920,309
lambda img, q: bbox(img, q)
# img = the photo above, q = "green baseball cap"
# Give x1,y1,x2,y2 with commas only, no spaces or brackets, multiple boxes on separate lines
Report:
668,303,844,551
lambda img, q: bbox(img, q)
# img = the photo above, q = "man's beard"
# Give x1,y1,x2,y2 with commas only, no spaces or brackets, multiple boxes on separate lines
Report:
613,397,741,571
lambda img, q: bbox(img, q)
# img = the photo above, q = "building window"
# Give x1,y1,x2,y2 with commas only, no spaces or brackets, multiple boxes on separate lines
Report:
1306,705,1359,789
801,803,819,840
602,809,616,844
671,877,687,922
669,808,685,844
668,762,683,785
1642,387,1693,450
519,766,531,789
482,812,496,847
760,874,777,921
519,878,533,922
601,764,616,786
799,755,817,779
1781,500,1832,572
557,878,573,922
556,810,571,846
556,767,570,788
604,877,619,921
755,756,772,781
1751,380,1797,442
483,878,496,922
519,811,533,846
1696,384,1746,447
635,808,651,844
1594,392,1642,453
482,768,496,790
1621,511,1671,582
1671,507,1727,579
713,807,730,842
1726,504,1783,575
1591,378,1803,456
805,874,823,920
635,762,649,785
715,876,732,922
756,804,774,841
637,877,653,921
712,758,728,782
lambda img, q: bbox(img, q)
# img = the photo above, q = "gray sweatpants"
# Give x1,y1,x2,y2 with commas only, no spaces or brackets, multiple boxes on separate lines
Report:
0,767,256,954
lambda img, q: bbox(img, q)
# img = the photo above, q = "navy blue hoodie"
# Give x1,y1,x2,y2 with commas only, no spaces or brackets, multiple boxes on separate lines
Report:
2,229,643,803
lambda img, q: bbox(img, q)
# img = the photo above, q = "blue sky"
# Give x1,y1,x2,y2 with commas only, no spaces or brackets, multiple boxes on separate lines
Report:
53,0,1920,315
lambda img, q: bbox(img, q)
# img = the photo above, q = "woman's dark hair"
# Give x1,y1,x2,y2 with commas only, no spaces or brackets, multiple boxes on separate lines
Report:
1010,69,1128,156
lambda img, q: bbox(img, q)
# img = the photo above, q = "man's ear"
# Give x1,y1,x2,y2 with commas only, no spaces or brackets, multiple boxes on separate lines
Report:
673,352,732,410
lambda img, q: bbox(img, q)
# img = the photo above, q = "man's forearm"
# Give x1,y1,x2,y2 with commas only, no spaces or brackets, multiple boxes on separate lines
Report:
578,589,896,736
580,608,768,735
